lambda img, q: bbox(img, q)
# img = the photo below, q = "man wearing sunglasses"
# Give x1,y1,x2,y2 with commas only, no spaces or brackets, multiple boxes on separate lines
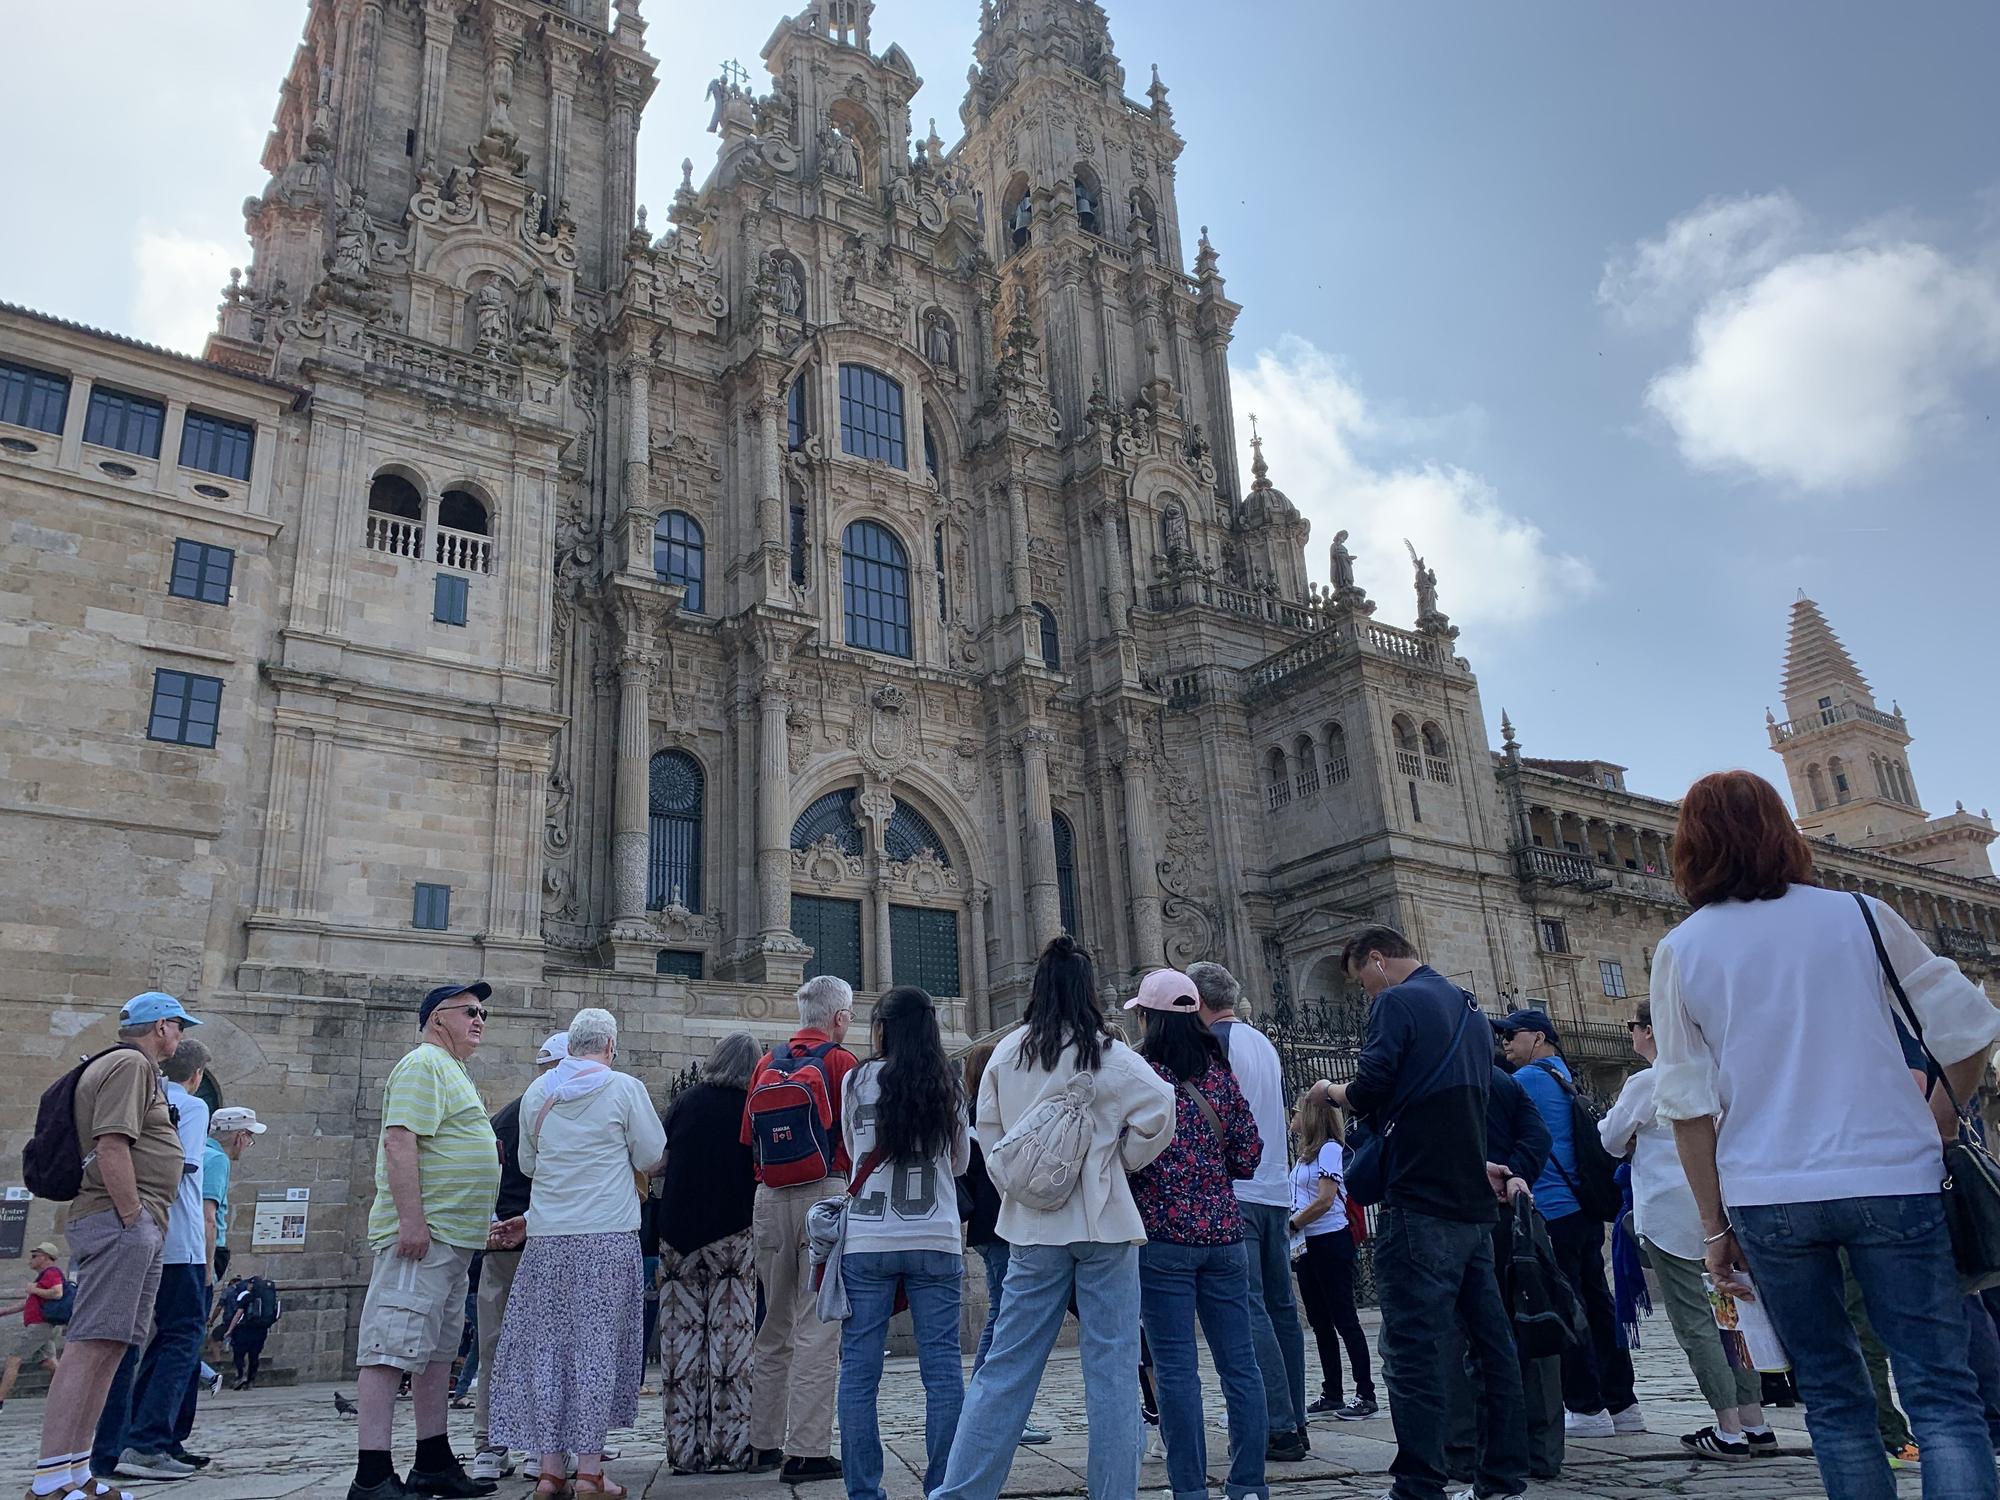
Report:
350,982,501,1500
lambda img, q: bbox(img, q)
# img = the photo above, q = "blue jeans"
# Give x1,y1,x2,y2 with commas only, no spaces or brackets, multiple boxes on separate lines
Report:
840,1249,964,1500
92,1264,209,1470
1238,1202,1306,1433
973,1243,1009,1373
1375,1207,1526,1500
1735,1194,1997,1500
1140,1240,1269,1500
931,1241,1140,1500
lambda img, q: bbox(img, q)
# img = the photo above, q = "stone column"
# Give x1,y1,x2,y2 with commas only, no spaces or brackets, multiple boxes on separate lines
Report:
1099,507,1130,633
968,882,991,1035
1006,478,1031,613
336,0,385,183
759,395,785,551
1122,759,1164,965
858,786,895,991
1018,729,1061,947
623,359,651,520
546,47,580,210
416,0,455,168
603,59,648,281
610,643,655,924
755,670,793,942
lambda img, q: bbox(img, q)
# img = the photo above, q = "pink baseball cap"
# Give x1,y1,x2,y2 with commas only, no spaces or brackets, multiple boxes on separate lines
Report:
1123,968,1202,1013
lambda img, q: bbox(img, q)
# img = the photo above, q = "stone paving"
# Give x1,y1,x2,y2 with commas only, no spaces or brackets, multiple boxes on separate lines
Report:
0,1315,1915,1500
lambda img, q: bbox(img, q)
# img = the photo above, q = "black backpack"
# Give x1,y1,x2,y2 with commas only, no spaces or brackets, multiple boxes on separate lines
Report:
245,1278,280,1329
22,1045,138,1201
1532,1060,1624,1222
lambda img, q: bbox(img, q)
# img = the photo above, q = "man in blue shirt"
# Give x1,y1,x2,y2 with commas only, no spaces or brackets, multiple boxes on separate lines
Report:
1499,1009,1640,1438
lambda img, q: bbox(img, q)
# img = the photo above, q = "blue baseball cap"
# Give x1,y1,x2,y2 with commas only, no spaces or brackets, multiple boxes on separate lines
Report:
418,981,492,1029
1498,1007,1558,1043
121,991,202,1027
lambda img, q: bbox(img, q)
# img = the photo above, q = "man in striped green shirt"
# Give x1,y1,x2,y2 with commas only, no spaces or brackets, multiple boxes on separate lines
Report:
351,983,502,1500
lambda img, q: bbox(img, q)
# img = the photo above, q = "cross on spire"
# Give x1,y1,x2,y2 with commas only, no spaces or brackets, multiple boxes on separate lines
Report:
719,58,749,91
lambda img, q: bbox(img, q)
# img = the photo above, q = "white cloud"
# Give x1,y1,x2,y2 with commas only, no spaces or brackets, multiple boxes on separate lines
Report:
1231,337,1597,633
1644,242,2000,491
130,227,245,356
1598,191,1806,329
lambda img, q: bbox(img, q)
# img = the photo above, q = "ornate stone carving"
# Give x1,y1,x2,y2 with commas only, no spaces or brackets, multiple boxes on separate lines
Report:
149,942,203,1002
1157,770,1220,969
794,835,863,891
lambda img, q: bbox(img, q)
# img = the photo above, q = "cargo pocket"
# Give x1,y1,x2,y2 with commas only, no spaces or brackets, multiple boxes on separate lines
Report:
360,1285,436,1366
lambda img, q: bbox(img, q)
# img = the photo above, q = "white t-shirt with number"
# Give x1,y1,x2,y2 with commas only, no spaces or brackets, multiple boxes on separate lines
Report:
840,1060,972,1256
1289,1141,1349,1237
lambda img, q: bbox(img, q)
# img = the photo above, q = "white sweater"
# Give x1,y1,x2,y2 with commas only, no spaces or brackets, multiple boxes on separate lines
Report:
977,1029,1176,1247
517,1070,667,1237
1598,1068,1703,1261
1653,884,2000,1208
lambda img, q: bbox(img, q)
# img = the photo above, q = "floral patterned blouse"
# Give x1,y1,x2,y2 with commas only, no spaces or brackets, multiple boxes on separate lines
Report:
1129,1058,1263,1246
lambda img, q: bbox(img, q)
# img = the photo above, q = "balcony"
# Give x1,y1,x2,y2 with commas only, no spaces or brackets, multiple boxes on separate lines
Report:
1938,926,1995,964
1395,749,1423,778
1266,781,1292,812
365,512,423,558
1515,846,1612,889
1426,755,1452,784
435,524,493,574
1295,766,1321,798
1325,756,1351,786
1770,701,1906,744
1148,576,1315,629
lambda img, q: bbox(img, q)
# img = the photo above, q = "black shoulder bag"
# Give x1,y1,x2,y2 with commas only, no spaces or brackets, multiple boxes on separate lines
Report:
1855,891,2000,1293
1345,999,1475,1207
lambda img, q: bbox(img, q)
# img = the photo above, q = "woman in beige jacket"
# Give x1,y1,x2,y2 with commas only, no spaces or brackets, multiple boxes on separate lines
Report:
929,936,1176,1500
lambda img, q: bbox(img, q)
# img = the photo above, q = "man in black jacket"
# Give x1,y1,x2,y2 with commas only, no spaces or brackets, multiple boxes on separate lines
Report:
1446,1059,1562,1483
1314,927,1526,1500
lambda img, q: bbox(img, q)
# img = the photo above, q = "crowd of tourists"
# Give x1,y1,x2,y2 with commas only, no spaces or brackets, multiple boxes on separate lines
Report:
16,765,2000,1500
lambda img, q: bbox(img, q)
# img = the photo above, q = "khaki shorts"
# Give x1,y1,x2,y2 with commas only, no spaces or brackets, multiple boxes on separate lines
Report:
9,1323,60,1363
65,1207,164,1346
356,1240,473,1373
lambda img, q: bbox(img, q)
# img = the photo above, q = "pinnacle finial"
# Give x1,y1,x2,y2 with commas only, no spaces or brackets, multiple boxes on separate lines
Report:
1501,709,1518,750
1248,413,1270,489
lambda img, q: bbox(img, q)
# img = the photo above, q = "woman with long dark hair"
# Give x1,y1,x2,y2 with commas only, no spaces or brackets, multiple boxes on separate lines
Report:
837,987,969,1500
1655,770,2000,1500
931,937,1176,1500
1126,969,1269,1500
1288,1088,1375,1419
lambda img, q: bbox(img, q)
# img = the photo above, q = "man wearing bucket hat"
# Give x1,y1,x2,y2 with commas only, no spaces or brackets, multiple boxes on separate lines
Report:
349,982,501,1500
203,1108,266,1286
25,992,196,1500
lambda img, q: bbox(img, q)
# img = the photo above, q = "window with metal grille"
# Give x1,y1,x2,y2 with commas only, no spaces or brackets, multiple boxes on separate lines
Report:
147,669,222,747
1600,959,1627,999
1053,811,1081,937
792,894,863,987
648,750,704,911
84,385,165,458
838,364,905,468
0,358,70,434
789,498,810,586
1033,602,1060,669
412,883,451,930
656,949,704,979
1539,918,1570,955
653,511,705,613
787,373,807,449
842,520,912,658
168,540,234,605
434,572,468,626
891,905,961,997
886,799,951,865
178,410,254,481
792,788,863,854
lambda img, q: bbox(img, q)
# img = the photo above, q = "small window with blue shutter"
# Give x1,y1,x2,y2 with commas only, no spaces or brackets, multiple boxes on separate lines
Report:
434,572,468,626
412,883,451,930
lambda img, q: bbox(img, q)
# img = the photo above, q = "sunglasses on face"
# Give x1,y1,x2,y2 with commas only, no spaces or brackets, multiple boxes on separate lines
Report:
442,1005,489,1022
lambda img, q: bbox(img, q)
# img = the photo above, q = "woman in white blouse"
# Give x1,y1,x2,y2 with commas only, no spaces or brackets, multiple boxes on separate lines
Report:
1652,771,2000,1500
1599,1001,1769,1461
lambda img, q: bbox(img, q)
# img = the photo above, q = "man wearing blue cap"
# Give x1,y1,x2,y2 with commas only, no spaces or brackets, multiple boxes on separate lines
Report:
1497,1009,1641,1439
26,993,196,1500
350,982,501,1500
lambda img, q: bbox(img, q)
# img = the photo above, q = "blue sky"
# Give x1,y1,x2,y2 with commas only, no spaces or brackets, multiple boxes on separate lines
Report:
6,1,1995,825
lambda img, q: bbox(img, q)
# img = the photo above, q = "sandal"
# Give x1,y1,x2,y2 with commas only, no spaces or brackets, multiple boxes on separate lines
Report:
571,1479,626,1499
533,1480,570,1500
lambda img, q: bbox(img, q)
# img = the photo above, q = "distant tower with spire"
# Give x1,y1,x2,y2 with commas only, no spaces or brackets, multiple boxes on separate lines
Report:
1768,593,1994,876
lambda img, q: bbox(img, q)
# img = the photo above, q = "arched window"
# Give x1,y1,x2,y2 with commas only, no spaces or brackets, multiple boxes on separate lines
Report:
1421,721,1452,783
648,750,704,911
1005,176,1033,253
1323,722,1349,785
1830,755,1851,804
1894,762,1914,805
1293,733,1319,796
789,487,810,588
369,473,422,519
791,788,864,853
1392,715,1421,779
1265,746,1291,811
787,372,809,449
1806,764,1828,812
842,520,912,658
838,364,906,467
1074,166,1101,236
1053,810,1081,937
924,417,940,482
933,524,948,622
886,798,951,865
653,511,705,613
438,488,489,535
1033,602,1060,669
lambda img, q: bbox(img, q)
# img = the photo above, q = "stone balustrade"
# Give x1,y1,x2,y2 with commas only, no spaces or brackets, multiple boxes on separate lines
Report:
1770,700,1906,743
435,524,493,574
364,511,423,558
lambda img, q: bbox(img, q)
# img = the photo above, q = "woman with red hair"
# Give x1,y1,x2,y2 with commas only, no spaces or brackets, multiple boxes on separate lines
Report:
1652,769,2000,1500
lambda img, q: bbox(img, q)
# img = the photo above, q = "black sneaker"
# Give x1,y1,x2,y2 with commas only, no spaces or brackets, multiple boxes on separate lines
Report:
1336,1397,1380,1421
404,1465,499,1498
1745,1430,1781,1457
1680,1426,1751,1462
1305,1394,1342,1416
779,1456,843,1484
168,1446,211,1469
745,1449,785,1474
348,1480,414,1500
1265,1431,1308,1463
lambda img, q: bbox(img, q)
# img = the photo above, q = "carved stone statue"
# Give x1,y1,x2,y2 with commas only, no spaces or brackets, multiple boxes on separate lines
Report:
925,313,955,368
889,172,915,210
1412,547,1438,617
1331,529,1355,592
518,268,559,333
330,190,373,279
1163,503,1189,556
774,255,803,316
474,281,513,355
823,126,860,181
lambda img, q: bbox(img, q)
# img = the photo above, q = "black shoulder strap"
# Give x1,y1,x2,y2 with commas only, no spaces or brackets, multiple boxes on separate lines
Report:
1854,891,1964,1116
1383,1000,1476,1135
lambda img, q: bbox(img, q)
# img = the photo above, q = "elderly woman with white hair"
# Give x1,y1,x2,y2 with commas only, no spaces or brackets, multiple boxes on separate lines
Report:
488,1008,666,1499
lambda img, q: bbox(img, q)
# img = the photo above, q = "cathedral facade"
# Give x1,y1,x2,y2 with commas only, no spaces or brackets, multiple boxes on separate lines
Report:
2,0,1995,1377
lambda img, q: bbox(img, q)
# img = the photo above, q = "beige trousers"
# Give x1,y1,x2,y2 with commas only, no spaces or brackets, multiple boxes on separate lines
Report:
748,1179,841,1458
473,1247,521,1447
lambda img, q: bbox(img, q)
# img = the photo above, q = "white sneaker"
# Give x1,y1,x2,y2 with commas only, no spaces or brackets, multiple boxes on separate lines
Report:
1565,1408,1616,1437
471,1448,514,1482
1612,1403,1648,1434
